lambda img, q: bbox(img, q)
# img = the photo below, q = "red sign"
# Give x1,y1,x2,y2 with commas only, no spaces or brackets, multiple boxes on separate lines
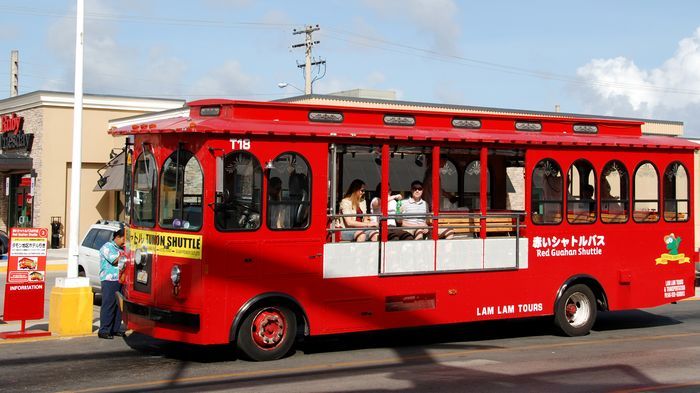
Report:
3,228,48,322
1,113,23,134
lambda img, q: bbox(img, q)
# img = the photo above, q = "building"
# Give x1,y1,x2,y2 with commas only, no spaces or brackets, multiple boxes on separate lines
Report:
0,91,184,246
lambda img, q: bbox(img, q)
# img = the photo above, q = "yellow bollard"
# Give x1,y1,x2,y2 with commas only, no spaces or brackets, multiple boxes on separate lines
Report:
49,285,94,336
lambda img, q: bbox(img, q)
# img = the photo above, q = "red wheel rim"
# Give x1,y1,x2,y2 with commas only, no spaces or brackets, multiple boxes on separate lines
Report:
251,308,287,350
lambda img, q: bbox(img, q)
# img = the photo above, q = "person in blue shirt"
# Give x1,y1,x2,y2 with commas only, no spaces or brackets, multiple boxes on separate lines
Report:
98,225,127,339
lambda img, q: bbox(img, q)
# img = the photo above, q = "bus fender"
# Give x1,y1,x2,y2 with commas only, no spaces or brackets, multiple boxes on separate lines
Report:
553,274,609,313
229,292,309,343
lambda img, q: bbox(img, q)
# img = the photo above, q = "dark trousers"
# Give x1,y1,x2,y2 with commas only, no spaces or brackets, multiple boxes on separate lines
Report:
99,280,123,335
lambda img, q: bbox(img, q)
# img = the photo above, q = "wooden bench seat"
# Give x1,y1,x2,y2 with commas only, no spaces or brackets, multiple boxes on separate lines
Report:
440,216,516,236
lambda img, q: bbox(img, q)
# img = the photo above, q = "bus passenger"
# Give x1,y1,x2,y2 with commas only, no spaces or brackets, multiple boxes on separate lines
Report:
371,183,412,240
268,177,289,228
400,180,454,240
339,179,379,242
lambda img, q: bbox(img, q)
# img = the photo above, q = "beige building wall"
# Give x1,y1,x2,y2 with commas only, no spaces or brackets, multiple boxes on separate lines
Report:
0,91,185,248
37,106,145,247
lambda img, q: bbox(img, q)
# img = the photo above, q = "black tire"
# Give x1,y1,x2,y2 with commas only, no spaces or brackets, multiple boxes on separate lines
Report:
554,284,597,336
236,305,297,361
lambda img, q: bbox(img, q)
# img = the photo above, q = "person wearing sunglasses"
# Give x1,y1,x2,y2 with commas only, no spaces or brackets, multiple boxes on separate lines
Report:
338,179,379,242
400,180,454,240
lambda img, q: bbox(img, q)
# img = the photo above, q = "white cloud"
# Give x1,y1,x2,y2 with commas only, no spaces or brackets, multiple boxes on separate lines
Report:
576,27,700,136
190,60,259,98
364,0,461,56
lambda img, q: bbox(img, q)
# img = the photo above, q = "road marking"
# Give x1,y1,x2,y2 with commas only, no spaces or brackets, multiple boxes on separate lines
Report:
61,331,700,393
0,331,95,345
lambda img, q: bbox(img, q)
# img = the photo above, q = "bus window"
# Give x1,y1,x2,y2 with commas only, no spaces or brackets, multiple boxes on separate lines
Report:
215,151,262,230
267,152,311,230
159,149,203,231
531,159,562,225
133,150,158,227
663,162,689,222
567,159,596,224
600,160,629,223
464,160,488,210
633,161,659,223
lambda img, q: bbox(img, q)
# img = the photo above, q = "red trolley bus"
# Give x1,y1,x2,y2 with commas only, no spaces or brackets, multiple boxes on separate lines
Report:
114,99,696,361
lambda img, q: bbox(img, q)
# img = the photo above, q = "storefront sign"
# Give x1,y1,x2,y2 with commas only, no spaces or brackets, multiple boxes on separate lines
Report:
1,113,23,133
3,228,48,321
0,113,33,152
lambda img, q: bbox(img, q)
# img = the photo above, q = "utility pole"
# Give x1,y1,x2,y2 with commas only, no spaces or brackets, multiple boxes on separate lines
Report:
292,24,325,94
10,50,18,97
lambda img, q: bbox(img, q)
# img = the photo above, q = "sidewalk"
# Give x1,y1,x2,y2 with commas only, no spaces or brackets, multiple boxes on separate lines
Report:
0,248,68,272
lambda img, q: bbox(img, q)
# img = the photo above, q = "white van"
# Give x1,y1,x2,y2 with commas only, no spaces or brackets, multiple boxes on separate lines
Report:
78,220,124,292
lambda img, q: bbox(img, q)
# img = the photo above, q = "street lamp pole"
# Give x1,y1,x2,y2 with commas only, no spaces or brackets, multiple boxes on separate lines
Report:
277,82,305,94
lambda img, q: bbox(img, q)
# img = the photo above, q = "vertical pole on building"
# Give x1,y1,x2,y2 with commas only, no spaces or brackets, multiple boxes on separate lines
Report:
67,0,84,279
10,50,18,97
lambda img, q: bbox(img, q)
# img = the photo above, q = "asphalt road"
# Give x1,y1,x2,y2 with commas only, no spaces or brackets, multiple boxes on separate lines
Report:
1,298,699,393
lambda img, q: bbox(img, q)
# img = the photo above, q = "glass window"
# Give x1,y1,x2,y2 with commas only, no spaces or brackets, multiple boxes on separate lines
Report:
215,151,262,230
464,160,490,210
81,229,99,249
93,229,113,250
663,162,689,222
600,161,629,223
267,152,311,230
133,150,158,227
633,162,659,223
567,159,596,224
531,159,562,225
159,150,203,231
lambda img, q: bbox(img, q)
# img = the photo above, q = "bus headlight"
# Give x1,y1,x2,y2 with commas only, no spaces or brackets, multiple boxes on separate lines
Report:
170,265,181,286
134,246,147,266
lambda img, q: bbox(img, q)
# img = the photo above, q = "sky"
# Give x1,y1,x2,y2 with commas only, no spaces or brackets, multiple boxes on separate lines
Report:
2,0,700,136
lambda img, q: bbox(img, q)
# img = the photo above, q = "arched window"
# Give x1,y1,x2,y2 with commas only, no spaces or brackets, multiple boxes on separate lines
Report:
633,161,659,223
567,159,596,224
663,162,689,222
267,152,311,229
215,151,262,230
438,158,460,210
531,159,562,225
464,160,490,210
133,150,157,227
159,150,203,231
600,160,629,223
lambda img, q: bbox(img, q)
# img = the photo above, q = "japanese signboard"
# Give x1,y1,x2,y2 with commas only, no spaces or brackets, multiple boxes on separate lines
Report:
3,227,48,321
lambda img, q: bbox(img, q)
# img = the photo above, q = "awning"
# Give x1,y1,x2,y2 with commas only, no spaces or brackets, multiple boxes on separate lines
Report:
93,152,125,191
0,156,32,173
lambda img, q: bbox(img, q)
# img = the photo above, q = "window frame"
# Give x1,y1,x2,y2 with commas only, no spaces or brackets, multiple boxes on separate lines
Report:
531,158,563,225
632,161,660,223
132,150,158,228
600,160,630,224
158,149,204,232
266,151,312,231
566,158,597,225
662,161,689,223
215,150,263,232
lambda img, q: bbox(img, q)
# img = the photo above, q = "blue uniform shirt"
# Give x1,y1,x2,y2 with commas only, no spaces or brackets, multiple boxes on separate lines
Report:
99,240,125,282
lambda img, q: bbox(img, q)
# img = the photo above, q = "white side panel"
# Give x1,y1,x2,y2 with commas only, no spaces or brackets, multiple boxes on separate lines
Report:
383,240,435,274
483,238,529,269
436,239,483,271
323,242,379,278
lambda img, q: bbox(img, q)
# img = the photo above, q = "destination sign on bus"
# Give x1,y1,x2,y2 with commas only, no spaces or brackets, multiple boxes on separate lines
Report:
130,229,203,260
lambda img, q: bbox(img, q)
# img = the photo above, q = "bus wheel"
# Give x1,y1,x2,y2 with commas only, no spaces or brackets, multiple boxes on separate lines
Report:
236,305,297,361
554,284,597,337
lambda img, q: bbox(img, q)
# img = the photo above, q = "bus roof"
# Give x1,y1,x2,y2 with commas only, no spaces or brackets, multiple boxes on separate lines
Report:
111,99,697,150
